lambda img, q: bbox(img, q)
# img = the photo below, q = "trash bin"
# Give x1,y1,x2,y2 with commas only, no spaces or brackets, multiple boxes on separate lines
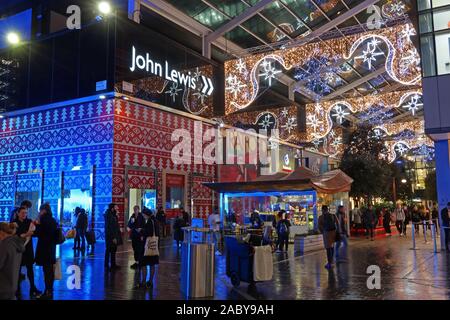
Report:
180,227,215,298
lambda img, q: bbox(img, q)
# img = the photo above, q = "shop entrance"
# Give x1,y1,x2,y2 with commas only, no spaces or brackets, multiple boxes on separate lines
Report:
13,170,44,221
127,188,156,223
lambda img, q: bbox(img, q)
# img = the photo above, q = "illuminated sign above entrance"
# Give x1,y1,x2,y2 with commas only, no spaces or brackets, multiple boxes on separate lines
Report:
129,46,214,96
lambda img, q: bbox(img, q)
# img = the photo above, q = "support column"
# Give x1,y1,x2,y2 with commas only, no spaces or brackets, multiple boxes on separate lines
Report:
435,140,450,250
128,0,141,23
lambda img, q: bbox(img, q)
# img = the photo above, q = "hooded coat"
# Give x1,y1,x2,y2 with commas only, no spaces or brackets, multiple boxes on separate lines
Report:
0,235,25,300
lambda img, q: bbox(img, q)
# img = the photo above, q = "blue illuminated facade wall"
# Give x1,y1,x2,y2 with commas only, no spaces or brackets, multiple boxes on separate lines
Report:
0,98,115,234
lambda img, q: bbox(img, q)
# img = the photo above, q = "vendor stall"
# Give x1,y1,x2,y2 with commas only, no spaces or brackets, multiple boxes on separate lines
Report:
204,168,353,238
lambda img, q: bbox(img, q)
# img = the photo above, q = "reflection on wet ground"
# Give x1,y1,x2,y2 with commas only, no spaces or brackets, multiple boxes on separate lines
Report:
17,231,450,300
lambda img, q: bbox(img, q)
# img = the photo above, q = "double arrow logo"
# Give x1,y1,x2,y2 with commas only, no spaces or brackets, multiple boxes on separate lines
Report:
201,75,214,96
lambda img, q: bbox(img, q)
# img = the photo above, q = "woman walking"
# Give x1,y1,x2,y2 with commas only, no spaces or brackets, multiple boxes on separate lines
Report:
34,203,58,300
0,222,26,300
383,207,392,236
14,206,41,298
335,205,348,261
395,204,406,236
318,205,339,269
139,210,159,289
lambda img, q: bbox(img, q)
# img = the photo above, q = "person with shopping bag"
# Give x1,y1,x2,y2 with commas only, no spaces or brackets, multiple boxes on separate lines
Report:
104,203,123,272
13,206,41,299
137,209,159,289
33,203,58,300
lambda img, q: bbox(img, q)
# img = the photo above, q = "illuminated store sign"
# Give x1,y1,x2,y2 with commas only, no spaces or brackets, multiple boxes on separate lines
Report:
129,46,214,95
282,153,293,172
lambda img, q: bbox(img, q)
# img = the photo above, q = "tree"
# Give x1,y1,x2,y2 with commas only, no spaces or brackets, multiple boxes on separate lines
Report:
339,124,392,204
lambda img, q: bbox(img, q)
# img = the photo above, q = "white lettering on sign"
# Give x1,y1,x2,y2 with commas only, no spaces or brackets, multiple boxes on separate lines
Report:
129,46,214,96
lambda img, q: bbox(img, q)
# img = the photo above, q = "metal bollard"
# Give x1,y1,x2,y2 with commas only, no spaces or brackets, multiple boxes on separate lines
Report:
423,221,428,243
431,222,438,253
411,222,416,250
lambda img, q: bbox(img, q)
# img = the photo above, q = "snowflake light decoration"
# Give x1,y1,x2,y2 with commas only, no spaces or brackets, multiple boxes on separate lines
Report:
193,91,208,105
259,60,281,86
330,136,343,149
402,94,423,116
165,83,182,102
401,24,416,42
257,113,276,130
236,59,246,74
225,75,246,99
311,138,322,150
395,143,409,156
281,117,297,134
306,114,323,133
281,108,289,118
354,38,384,70
331,105,350,124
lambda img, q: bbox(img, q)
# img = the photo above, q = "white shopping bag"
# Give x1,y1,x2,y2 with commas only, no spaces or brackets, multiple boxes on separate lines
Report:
144,236,159,256
253,245,273,282
54,258,62,280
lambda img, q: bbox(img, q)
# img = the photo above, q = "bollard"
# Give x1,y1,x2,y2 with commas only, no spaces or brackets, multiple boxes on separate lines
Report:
431,222,438,253
423,221,428,244
411,222,416,250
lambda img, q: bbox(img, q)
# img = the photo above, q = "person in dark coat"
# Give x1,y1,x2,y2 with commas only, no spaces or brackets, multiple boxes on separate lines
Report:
155,207,166,238
0,222,26,300
34,203,58,300
362,205,377,241
14,206,41,298
250,210,263,229
128,205,145,269
276,210,291,252
431,203,439,235
318,205,339,269
182,209,191,227
74,208,88,252
382,207,392,236
173,211,187,248
9,200,32,223
104,203,123,272
441,202,450,251
139,210,159,289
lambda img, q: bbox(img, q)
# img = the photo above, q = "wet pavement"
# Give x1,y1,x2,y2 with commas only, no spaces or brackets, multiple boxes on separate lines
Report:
16,230,450,300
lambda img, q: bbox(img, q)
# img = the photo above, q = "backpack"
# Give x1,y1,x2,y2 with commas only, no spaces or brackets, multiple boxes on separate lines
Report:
278,221,288,235
323,213,337,232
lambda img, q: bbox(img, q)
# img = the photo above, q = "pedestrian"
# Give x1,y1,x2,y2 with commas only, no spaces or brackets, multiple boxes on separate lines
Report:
352,205,362,234
419,205,430,235
363,205,377,241
394,204,406,236
383,207,392,236
441,202,450,251
208,207,222,254
74,208,88,253
318,205,339,269
335,205,348,261
104,203,123,272
13,206,41,299
72,207,81,250
0,222,26,300
128,205,145,270
34,203,58,300
182,209,191,227
250,209,263,229
276,210,291,253
173,211,186,248
431,203,439,235
155,207,166,238
10,200,32,223
138,209,159,289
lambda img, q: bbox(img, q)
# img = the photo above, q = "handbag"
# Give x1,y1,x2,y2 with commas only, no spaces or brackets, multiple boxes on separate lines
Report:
66,229,76,239
54,258,62,280
144,221,159,257
56,227,66,245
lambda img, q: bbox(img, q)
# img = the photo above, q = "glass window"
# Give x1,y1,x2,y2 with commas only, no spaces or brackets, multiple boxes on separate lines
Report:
165,174,185,209
419,13,433,34
432,0,450,8
433,8,450,31
418,0,431,11
435,31,450,75
420,35,437,76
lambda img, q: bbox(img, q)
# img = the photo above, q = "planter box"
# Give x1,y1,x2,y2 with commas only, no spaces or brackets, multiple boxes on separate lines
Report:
294,234,323,255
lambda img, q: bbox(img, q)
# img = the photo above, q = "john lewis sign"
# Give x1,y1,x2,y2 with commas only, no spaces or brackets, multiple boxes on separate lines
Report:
129,46,214,96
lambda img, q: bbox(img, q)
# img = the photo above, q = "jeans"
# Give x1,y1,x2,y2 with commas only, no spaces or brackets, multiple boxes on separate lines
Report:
326,247,335,265
365,227,374,239
396,221,406,234
278,233,289,251
213,231,221,251
105,243,117,268
74,229,86,250
42,264,54,293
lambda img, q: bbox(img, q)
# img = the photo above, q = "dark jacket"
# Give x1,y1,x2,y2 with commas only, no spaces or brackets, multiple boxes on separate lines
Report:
363,209,377,228
13,217,35,266
143,217,159,238
76,212,88,232
173,216,186,242
156,210,166,225
34,214,58,266
0,235,25,300
276,219,291,235
128,213,145,240
441,208,450,227
250,214,263,229
383,210,391,227
104,209,123,246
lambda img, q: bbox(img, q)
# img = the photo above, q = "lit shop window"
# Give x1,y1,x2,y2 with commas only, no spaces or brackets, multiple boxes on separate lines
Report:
165,174,185,209
418,0,450,76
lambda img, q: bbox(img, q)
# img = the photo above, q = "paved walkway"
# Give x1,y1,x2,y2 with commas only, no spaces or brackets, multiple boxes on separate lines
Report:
17,230,450,300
